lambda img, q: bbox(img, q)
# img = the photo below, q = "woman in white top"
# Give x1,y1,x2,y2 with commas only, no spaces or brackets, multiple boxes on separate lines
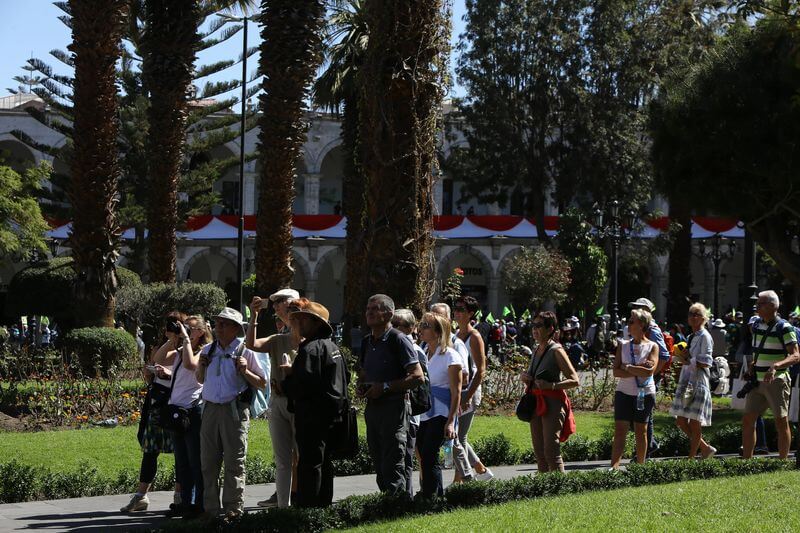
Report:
669,302,716,459
153,314,209,518
417,312,462,498
611,308,658,468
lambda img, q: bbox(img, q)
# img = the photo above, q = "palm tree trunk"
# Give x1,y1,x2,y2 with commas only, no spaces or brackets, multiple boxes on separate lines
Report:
255,0,326,298
67,0,128,328
141,0,201,282
359,0,448,316
342,93,367,334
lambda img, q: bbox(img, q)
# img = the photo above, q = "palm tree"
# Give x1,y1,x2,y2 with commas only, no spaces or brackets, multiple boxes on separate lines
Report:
67,0,129,327
358,0,449,315
255,0,326,300
313,0,368,334
140,0,203,282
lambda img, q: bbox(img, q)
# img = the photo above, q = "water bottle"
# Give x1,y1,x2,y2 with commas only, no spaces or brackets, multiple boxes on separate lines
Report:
636,389,645,411
443,439,454,469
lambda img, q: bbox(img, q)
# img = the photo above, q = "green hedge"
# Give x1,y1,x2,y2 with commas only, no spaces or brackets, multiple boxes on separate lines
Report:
61,328,139,376
174,459,793,532
4,257,141,328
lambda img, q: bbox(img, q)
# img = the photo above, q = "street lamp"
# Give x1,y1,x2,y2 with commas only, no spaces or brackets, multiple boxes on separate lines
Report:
589,200,637,332
217,13,249,314
696,233,737,318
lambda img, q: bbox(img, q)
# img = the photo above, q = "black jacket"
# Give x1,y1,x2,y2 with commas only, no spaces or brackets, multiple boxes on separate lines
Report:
282,336,348,421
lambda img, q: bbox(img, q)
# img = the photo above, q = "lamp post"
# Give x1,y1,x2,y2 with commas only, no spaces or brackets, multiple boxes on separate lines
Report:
697,233,737,318
589,200,637,333
218,13,249,314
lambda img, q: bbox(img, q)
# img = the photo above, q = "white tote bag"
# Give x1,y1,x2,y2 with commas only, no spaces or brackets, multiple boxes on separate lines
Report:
789,378,800,423
730,365,748,411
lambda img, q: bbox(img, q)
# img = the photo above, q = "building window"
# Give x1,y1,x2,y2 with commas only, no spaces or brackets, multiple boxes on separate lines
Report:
221,181,240,215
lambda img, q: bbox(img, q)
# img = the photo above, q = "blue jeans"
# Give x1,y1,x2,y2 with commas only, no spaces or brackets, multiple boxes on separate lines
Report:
172,404,203,508
417,416,447,498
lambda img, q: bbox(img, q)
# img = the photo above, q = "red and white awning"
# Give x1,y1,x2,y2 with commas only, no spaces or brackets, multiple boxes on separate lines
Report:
46,215,745,241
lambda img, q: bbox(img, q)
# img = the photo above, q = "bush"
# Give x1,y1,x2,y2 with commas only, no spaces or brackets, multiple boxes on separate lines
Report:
332,436,373,476
212,458,793,533
115,282,227,348
4,257,141,330
472,433,519,466
62,327,138,375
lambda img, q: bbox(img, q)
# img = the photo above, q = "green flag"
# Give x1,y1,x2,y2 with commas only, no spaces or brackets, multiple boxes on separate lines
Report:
793,305,800,316
244,306,251,320
521,309,531,320
486,312,495,323
475,309,483,321
510,303,517,319
595,305,604,316
502,306,512,318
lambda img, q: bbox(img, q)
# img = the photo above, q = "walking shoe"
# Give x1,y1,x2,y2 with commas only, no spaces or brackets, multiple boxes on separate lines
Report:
120,493,149,513
476,468,495,481
257,492,278,508
701,445,717,460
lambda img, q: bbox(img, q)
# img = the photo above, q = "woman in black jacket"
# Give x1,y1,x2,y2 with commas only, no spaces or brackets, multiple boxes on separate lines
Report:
280,301,348,508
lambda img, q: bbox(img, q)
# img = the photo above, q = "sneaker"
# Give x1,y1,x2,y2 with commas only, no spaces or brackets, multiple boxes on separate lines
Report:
257,492,278,508
120,493,149,513
701,445,717,460
476,468,495,482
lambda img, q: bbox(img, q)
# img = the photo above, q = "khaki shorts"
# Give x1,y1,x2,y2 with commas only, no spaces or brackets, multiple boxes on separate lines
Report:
744,376,791,418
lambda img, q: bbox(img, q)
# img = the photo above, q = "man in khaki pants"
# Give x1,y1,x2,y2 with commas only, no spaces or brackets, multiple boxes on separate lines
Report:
197,308,267,520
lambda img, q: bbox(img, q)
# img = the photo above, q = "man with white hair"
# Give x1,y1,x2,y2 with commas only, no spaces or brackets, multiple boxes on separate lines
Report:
741,290,799,459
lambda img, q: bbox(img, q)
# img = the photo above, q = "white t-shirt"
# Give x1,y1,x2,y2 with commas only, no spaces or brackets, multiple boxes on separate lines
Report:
421,346,462,422
680,328,713,386
168,348,203,408
616,339,657,397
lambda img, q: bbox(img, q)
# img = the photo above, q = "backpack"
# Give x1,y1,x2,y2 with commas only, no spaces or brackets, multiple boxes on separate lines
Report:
661,331,675,375
708,358,721,392
591,325,606,354
409,352,432,416
490,325,502,342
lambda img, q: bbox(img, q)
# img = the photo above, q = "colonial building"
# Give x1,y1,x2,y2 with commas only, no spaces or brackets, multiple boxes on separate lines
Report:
0,93,749,322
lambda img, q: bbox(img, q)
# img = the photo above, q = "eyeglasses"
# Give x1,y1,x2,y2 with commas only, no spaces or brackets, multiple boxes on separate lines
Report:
419,322,432,330
532,322,545,328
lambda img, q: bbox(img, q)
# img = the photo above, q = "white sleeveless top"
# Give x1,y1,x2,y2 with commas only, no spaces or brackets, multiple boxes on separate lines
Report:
616,339,656,397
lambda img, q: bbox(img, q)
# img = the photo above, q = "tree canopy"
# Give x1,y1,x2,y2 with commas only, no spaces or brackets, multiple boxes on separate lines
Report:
651,18,800,288
0,160,50,262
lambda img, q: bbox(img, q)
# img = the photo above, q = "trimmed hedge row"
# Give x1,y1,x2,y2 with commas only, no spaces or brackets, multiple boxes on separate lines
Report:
177,459,793,532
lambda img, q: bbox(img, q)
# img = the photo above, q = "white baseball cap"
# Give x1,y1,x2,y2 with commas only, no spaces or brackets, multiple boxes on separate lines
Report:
269,288,300,302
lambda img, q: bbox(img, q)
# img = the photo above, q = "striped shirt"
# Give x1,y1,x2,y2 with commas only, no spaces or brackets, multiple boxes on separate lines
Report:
752,318,798,381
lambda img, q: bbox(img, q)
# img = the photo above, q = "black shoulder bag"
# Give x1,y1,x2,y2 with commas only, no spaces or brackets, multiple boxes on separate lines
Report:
154,353,191,433
516,343,552,422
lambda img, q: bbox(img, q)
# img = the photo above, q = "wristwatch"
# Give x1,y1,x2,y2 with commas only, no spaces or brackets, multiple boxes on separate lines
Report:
383,381,391,394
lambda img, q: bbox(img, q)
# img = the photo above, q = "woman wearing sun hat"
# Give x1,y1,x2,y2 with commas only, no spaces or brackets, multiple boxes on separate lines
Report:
280,301,349,508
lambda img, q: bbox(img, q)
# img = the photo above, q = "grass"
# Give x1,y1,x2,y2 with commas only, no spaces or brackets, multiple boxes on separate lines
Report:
343,469,800,532
0,408,759,476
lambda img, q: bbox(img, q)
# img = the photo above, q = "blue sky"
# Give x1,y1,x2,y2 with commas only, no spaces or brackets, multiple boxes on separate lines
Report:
0,1,467,101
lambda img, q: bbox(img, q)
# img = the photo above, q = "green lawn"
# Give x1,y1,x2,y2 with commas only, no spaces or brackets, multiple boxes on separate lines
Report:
343,470,800,532
0,409,751,476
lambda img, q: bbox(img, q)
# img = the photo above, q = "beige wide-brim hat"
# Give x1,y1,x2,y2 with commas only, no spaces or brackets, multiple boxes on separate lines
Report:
214,307,245,332
289,301,333,336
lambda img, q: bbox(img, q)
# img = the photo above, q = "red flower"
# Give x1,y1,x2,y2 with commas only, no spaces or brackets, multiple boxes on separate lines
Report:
454,267,464,276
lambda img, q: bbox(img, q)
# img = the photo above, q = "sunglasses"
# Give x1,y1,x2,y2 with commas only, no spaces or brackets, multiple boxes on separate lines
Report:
419,322,432,330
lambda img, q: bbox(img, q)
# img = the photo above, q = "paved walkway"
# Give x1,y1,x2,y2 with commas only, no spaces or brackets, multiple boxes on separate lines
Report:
0,453,764,532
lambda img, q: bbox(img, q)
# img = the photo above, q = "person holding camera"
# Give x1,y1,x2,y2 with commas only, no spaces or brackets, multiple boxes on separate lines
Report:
121,314,184,514
669,303,716,459
610,308,658,468
741,291,800,459
151,314,210,518
196,307,267,520
246,288,300,508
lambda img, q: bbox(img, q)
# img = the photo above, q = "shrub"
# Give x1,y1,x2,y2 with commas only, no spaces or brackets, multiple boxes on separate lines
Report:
472,433,519,466
561,434,595,462
115,282,227,348
62,327,138,376
4,257,141,330
332,436,373,476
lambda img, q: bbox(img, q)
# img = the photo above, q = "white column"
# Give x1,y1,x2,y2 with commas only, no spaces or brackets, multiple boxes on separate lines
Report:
245,173,257,215
303,173,322,215
432,178,444,215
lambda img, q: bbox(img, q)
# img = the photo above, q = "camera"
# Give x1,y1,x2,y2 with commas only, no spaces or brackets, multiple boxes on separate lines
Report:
737,377,758,399
165,318,182,334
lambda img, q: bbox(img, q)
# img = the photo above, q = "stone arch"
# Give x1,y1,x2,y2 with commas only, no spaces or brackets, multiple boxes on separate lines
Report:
181,247,237,282
312,247,346,322
309,138,343,174
317,143,344,214
289,251,312,297
0,137,38,173
182,247,238,307
436,246,494,306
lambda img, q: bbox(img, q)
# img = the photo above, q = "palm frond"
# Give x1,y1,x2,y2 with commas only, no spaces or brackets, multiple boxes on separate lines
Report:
195,60,236,79
198,24,242,51
198,80,241,99
49,49,75,68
